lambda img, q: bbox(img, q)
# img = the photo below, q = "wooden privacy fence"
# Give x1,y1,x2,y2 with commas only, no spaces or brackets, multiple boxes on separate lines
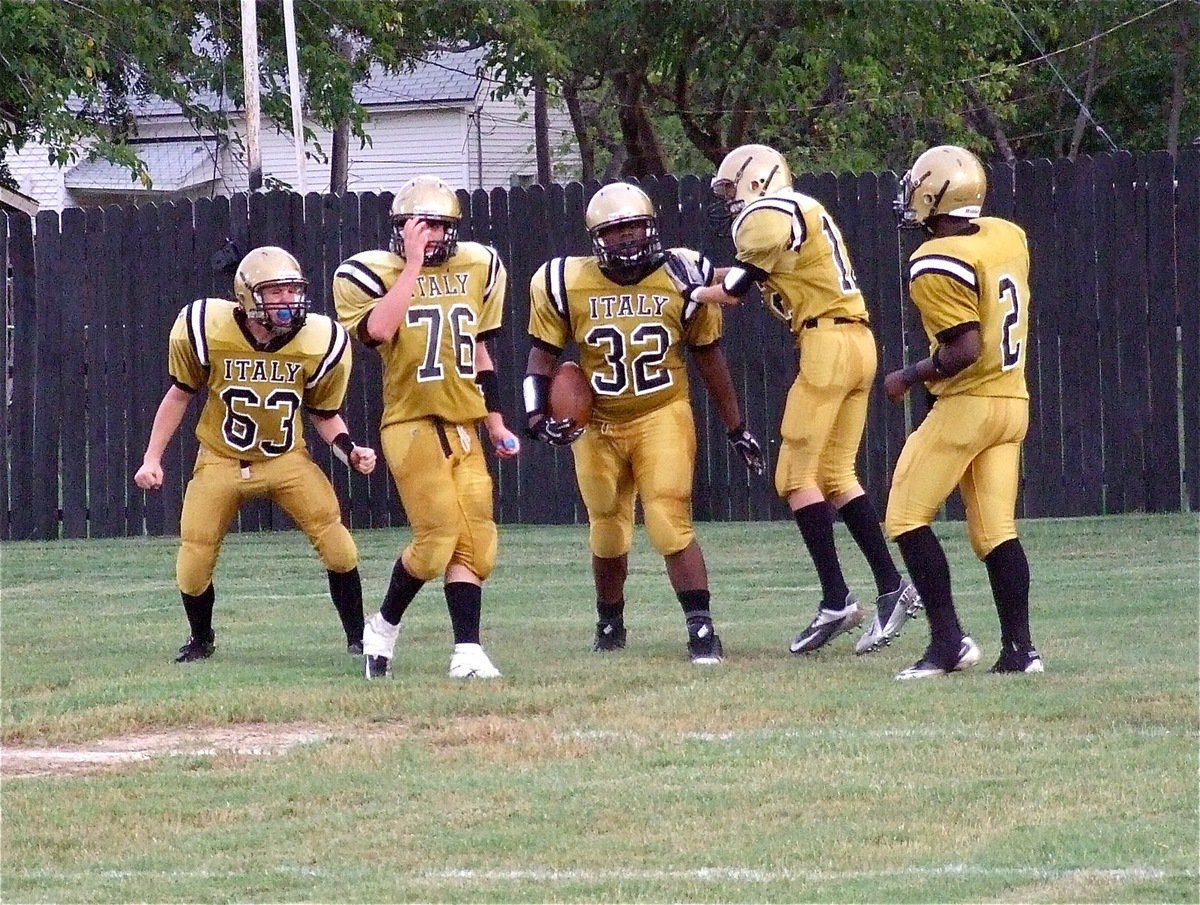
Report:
2,149,1196,540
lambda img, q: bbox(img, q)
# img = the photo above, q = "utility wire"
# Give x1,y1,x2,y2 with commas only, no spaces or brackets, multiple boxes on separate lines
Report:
997,0,1122,151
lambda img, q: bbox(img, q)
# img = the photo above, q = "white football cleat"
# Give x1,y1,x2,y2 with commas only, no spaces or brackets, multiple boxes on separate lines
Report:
448,643,501,679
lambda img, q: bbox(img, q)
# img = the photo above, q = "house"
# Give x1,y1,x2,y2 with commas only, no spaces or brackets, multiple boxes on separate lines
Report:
6,48,579,211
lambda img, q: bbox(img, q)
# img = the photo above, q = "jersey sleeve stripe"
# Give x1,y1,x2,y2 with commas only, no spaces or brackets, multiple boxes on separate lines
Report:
547,257,571,328
307,322,350,389
188,298,209,367
483,247,500,299
334,260,387,298
698,254,716,286
910,255,978,291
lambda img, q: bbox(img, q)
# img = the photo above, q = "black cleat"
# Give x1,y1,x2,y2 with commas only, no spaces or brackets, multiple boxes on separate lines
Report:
347,640,364,656
175,633,215,662
592,619,627,651
365,655,392,679
989,644,1044,674
687,625,724,665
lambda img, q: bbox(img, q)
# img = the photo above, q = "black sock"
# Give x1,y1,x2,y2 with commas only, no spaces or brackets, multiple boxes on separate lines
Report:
985,538,1032,649
793,502,850,607
839,495,902,595
380,558,425,626
597,599,625,623
896,527,963,655
677,588,712,634
181,584,215,640
327,567,365,645
445,581,483,645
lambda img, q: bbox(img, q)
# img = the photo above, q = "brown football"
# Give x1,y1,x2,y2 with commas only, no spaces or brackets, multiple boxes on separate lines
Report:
548,361,593,425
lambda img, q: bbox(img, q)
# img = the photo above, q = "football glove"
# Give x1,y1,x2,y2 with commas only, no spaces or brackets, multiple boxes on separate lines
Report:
664,250,706,302
727,425,765,475
527,416,585,447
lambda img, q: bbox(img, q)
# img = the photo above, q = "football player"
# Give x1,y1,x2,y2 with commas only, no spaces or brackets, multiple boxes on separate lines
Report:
334,175,520,680
523,182,764,664
684,143,921,657
884,145,1042,680
134,246,377,663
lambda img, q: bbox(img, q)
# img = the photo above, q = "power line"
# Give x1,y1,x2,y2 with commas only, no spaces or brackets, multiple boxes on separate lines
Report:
997,0,1123,151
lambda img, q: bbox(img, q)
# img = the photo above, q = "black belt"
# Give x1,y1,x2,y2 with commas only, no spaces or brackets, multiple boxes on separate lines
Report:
800,317,866,329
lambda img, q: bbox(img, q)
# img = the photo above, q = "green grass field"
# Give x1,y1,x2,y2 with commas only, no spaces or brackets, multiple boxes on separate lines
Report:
2,513,1197,903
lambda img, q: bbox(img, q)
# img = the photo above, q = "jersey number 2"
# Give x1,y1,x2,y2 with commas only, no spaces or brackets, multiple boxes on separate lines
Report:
998,276,1025,370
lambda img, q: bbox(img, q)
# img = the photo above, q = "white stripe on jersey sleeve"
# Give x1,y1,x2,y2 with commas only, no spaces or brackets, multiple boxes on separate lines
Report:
548,257,569,320
910,255,978,289
483,247,500,300
189,299,209,367
307,322,350,389
334,259,388,298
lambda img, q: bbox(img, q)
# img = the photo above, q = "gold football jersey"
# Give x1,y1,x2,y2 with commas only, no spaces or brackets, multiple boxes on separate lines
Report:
907,217,1030,399
169,299,352,461
528,249,721,423
333,242,506,427
731,190,869,340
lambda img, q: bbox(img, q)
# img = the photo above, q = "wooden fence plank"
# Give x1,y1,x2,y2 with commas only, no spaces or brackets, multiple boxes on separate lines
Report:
0,214,9,538
1177,149,1200,511
60,208,89,537
1114,152,1150,512
32,210,64,538
7,212,35,538
1144,151,1181,511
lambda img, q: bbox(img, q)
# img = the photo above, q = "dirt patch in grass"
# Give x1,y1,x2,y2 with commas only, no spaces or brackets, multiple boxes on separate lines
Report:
0,724,337,779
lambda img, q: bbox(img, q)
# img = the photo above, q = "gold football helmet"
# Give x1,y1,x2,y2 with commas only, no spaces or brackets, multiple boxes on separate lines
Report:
390,175,462,264
233,246,308,333
584,182,664,283
711,143,794,216
895,145,986,229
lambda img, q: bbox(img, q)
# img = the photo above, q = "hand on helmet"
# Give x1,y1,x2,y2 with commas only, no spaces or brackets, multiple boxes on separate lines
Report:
527,415,585,447
727,425,765,475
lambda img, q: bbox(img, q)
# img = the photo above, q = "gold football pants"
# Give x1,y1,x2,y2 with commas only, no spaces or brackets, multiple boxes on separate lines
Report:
573,397,696,558
176,446,358,595
885,394,1029,559
774,321,877,500
380,417,497,582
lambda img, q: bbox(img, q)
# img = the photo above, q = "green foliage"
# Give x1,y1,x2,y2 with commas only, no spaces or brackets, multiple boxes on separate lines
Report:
1,515,1197,901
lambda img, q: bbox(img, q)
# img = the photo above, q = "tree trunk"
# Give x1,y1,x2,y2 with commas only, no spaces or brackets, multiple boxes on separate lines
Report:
562,82,595,182
1067,22,1102,160
329,35,353,194
1167,2,1195,156
612,70,667,178
534,77,552,185
965,83,1015,162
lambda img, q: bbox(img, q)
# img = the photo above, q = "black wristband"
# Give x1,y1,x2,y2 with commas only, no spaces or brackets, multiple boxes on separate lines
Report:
476,369,502,413
931,348,948,376
727,422,746,440
902,364,921,386
332,432,356,466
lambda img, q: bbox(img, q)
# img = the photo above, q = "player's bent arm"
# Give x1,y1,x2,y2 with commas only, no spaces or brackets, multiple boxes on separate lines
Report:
475,341,520,458
884,325,982,403
691,263,765,308
690,343,743,432
310,411,377,475
134,384,195,490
